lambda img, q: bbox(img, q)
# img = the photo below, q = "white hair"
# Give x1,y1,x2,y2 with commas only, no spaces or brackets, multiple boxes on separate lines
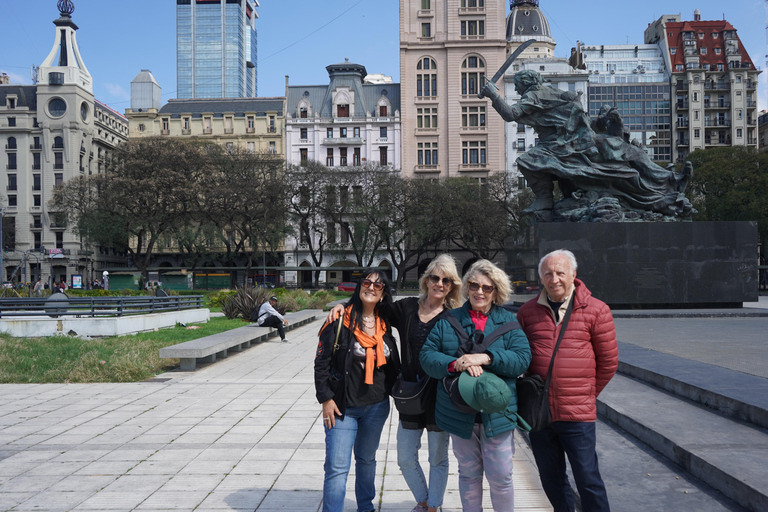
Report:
538,249,578,277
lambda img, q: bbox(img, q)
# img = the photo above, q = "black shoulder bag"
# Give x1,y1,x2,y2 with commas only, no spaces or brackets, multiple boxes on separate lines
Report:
391,320,438,416
441,313,521,415
516,297,574,433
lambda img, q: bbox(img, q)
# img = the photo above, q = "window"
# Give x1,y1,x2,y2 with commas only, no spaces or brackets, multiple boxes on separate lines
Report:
247,116,255,129
33,174,41,191
327,128,333,138
698,32,704,39
715,48,721,55
6,153,16,170
380,127,388,139
700,47,707,55
6,98,15,109
461,20,484,37
417,142,438,166
34,195,41,207
517,138,526,151
300,107,308,118
736,128,743,138
421,0,430,8
300,148,308,164
353,147,361,166
33,152,41,170
53,136,63,149
461,0,484,6
8,118,15,127
6,137,16,149
7,174,16,191
269,141,276,154
300,127,308,140
55,231,63,249
339,148,348,166
7,195,16,207
379,147,388,166
670,48,677,55
694,129,700,138
162,118,169,131
340,127,347,138
183,117,190,131
269,116,275,132
337,104,349,117
461,56,485,96
326,148,334,166
55,173,63,187
462,141,486,164
417,57,438,97
417,108,438,128
353,127,360,138
379,105,387,117
421,23,431,38
247,141,255,153
462,106,486,127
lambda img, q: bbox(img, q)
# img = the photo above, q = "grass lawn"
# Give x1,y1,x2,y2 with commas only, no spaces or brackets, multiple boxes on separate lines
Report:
0,316,246,384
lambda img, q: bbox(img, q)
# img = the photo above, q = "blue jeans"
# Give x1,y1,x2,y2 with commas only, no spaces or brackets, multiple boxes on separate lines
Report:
323,399,390,512
396,423,450,508
529,421,610,512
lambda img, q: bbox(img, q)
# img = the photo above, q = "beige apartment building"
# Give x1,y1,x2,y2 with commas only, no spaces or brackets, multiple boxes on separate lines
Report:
400,0,507,179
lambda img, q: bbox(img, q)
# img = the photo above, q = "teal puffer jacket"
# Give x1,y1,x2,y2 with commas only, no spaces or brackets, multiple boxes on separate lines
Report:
420,303,531,439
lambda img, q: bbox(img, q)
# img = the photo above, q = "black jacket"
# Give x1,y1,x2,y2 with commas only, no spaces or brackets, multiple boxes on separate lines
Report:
314,318,400,419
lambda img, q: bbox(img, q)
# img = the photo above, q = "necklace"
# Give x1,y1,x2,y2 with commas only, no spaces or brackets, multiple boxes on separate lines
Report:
362,315,376,329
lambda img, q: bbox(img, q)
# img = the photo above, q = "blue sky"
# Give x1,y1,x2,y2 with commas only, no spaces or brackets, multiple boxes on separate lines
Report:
1,0,765,112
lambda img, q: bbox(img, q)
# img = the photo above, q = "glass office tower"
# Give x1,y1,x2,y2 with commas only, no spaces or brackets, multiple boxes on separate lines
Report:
176,0,258,99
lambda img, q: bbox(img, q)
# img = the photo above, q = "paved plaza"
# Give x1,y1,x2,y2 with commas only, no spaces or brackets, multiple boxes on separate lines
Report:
0,317,552,512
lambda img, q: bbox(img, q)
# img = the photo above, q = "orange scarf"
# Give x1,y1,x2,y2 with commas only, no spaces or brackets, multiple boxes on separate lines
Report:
343,306,387,385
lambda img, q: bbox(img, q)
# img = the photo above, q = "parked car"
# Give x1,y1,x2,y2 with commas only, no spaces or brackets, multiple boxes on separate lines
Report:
337,282,356,292
525,284,540,293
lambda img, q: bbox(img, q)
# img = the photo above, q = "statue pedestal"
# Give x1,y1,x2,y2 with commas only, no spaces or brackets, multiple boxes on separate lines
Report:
534,221,759,308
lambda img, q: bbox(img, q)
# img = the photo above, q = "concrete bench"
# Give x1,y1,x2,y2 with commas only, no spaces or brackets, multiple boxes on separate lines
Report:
159,309,322,371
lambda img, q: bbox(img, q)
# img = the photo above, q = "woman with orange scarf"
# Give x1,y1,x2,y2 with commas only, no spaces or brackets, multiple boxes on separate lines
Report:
314,269,400,512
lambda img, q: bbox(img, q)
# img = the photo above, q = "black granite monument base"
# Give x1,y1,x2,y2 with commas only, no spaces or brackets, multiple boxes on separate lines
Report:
535,221,759,308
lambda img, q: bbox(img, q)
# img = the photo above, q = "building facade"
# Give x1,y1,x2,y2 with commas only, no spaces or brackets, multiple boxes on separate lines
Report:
400,0,507,179
645,10,760,162
0,1,128,286
176,0,259,99
284,61,401,170
579,43,672,163
283,61,401,288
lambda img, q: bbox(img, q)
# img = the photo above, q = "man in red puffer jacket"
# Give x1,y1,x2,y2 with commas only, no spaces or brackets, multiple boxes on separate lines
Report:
517,249,618,512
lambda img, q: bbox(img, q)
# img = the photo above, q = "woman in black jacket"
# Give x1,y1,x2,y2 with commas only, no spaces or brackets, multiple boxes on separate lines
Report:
314,269,400,512
327,254,462,512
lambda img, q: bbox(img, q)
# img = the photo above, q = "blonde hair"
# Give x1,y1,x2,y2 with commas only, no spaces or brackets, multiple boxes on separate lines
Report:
418,254,463,310
462,259,511,306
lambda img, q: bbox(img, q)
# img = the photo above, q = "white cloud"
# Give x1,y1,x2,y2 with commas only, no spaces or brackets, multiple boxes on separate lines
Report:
103,83,130,100
0,69,32,85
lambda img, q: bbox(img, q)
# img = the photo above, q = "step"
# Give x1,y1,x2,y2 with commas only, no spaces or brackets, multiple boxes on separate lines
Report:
617,341,768,430
598,374,768,512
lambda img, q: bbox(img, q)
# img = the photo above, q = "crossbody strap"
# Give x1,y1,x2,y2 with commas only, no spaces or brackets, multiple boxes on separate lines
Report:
331,313,344,355
543,295,575,392
442,312,521,355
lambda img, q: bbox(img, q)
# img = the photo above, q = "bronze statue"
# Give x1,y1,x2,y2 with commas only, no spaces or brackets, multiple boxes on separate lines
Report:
482,70,693,221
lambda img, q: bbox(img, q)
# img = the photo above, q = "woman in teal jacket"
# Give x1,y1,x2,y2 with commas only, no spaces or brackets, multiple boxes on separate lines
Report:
420,259,531,512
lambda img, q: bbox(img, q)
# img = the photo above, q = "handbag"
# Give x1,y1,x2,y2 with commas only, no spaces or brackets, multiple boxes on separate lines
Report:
392,373,435,416
516,297,574,433
440,314,521,415
391,317,437,415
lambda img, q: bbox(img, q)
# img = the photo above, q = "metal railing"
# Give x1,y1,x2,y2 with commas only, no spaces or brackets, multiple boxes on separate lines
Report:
0,295,204,318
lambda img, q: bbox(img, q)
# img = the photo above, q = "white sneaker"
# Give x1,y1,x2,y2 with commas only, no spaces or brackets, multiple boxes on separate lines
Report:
282,338,288,342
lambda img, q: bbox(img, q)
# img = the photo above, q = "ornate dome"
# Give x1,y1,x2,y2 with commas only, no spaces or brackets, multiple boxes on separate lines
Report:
506,0,553,43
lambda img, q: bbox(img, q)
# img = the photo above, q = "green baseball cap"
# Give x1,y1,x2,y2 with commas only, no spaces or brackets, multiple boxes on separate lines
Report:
457,371,511,414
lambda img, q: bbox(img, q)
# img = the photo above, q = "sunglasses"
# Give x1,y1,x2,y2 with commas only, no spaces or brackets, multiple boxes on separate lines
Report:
467,281,495,294
428,275,453,286
361,279,384,291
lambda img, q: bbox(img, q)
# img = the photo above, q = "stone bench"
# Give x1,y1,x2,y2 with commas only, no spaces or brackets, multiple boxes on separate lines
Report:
159,309,322,371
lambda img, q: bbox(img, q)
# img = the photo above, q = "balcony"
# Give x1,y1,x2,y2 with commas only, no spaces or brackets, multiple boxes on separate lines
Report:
704,82,730,91
676,101,689,109
414,164,439,173
458,7,485,15
705,119,730,127
748,138,757,145
161,129,170,135
417,9,433,17
5,143,17,150
182,129,191,135
459,163,488,171
676,120,689,128
246,127,255,133
706,101,731,109
203,128,212,134
30,143,42,150
676,140,689,147
29,222,43,230
323,137,363,145
224,128,234,134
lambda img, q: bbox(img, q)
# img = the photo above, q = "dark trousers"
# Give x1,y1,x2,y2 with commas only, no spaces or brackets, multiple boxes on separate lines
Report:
529,421,610,512
260,315,285,340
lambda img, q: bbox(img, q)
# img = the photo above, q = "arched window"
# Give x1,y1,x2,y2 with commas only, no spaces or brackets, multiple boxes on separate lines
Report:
53,136,64,149
416,57,437,97
6,137,16,149
461,56,485,96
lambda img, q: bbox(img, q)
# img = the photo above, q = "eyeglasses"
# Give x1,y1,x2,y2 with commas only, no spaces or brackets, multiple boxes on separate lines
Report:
467,281,495,294
361,279,384,291
427,275,453,286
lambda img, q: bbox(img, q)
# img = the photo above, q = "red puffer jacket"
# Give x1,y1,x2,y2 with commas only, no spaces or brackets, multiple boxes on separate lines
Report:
517,279,618,422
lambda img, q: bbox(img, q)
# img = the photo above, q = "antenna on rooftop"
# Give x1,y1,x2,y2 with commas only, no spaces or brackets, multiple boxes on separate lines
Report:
30,65,38,84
